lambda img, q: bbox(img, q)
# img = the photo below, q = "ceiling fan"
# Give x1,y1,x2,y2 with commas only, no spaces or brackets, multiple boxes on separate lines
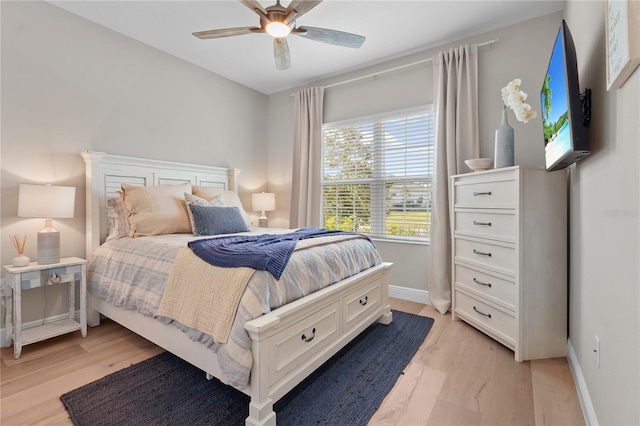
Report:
193,0,365,70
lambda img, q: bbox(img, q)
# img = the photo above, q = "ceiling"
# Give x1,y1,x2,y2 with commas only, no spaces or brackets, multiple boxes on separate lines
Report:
48,1,565,95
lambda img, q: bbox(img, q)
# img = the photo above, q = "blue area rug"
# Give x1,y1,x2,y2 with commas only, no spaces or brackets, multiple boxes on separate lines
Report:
61,310,433,425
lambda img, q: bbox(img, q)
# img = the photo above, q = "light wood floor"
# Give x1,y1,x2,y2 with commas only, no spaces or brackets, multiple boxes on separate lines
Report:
1,298,585,425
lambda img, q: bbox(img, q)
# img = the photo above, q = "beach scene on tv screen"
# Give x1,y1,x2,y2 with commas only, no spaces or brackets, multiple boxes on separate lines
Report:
541,31,570,166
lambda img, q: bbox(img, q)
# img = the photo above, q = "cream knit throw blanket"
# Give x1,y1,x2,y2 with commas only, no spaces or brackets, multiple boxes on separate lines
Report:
156,247,255,344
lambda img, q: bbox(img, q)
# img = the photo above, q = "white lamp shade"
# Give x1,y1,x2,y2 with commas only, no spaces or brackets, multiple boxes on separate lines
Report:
18,184,76,218
252,192,276,213
18,184,75,265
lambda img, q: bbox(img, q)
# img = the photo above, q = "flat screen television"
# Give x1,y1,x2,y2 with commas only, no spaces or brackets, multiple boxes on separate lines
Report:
541,20,591,171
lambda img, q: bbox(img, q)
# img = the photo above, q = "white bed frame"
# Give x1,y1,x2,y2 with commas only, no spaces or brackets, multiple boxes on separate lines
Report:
81,151,393,426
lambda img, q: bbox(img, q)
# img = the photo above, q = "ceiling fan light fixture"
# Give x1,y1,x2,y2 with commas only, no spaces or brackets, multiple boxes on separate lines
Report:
266,21,291,37
194,1,365,70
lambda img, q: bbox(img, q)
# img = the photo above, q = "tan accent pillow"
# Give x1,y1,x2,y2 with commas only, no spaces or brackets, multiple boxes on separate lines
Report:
122,183,192,237
192,186,251,227
184,192,224,234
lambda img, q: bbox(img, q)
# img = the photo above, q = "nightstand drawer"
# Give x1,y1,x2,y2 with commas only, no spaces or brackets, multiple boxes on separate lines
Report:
454,290,516,347
454,210,516,242
454,264,515,311
454,237,516,276
18,265,83,289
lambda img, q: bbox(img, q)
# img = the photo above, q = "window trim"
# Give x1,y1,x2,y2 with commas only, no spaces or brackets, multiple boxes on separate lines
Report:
321,105,435,243
322,105,432,130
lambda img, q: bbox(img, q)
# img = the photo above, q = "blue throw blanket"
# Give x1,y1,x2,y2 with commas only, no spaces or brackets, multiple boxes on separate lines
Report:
188,227,370,280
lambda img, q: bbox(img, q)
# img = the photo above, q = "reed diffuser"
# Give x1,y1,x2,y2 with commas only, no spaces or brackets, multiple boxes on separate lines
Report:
11,234,30,267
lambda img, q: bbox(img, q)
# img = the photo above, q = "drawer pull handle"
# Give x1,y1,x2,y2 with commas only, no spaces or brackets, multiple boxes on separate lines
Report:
473,191,492,196
473,277,492,288
473,249,492,257
472,221,492,226
301,327,316,343
473,306,492,318
359,296,368,306
48,274,62,285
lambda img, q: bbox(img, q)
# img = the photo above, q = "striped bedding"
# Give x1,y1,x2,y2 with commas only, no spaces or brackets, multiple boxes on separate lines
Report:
87,228,381,389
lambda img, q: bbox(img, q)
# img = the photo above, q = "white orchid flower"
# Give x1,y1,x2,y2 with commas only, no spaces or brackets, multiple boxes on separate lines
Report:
501,78,537,123
512,103,538,123
505,90,527,106
506,79,521,92
515,90,528,102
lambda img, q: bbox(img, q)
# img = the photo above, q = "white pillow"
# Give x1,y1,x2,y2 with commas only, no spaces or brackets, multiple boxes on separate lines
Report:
105,193,129,241
192,186,251,227
184,192,224,234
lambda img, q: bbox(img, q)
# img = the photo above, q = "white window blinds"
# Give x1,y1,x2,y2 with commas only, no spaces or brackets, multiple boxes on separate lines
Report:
321,106,435,240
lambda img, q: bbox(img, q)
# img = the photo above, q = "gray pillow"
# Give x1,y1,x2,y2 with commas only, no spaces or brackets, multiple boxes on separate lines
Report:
189,205,250,236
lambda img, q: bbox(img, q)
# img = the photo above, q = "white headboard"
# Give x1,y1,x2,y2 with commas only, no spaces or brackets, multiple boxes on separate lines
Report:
81,151,240,260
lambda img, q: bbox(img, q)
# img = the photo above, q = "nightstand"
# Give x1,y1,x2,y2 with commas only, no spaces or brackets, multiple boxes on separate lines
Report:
2,257,87,358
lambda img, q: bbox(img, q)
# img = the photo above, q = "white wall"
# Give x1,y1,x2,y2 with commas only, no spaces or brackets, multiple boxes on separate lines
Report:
1,1,268,323
563,2,639,425
267,12,563,295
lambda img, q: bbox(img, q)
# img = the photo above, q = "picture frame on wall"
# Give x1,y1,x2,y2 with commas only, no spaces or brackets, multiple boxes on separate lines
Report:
605,0,640,90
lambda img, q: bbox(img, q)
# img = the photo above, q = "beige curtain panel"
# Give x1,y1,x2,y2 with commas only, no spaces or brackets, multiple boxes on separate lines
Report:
429,44,479,314
290,87,325,228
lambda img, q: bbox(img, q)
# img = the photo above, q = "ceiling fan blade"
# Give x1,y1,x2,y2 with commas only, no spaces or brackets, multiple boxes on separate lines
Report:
284,0,322,23
295,26,365,48
273,37,291,70
239,0,267,16
193,26,262,39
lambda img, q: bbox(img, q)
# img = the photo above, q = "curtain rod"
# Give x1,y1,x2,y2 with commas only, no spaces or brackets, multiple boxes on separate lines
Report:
289,38,499,96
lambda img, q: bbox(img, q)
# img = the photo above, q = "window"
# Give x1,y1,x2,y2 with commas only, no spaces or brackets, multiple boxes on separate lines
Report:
321,106,435,241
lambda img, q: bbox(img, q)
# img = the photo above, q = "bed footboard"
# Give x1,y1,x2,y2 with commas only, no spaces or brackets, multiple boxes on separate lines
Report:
244,261,393,426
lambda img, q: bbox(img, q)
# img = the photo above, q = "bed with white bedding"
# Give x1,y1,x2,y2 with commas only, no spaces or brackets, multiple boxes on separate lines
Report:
82,151,393,426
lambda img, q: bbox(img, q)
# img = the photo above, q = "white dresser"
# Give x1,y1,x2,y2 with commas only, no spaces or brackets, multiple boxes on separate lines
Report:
450,166,568,361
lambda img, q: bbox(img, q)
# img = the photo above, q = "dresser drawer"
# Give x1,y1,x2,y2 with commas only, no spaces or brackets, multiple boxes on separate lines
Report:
344,279,382,332
454,210,516,242
454,237,516,276
454,290,516,347
454,264,515,311
271,301,341,382
454,179,516,209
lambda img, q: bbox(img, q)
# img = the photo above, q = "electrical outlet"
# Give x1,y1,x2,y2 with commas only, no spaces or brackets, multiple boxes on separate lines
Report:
594,336,600,368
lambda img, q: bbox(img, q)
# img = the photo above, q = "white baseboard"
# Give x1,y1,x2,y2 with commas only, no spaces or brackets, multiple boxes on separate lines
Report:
389,285,430,305
567,338,598,426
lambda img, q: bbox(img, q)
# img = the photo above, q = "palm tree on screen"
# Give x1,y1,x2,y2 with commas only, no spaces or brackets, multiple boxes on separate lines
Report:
541,75,552,120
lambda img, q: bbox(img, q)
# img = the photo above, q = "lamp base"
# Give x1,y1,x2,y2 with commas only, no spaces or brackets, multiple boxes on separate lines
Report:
37,229,60,265
258,218,268,228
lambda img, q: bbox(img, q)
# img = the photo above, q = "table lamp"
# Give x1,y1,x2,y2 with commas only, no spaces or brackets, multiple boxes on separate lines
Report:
18,184,76,265
252,192,275,227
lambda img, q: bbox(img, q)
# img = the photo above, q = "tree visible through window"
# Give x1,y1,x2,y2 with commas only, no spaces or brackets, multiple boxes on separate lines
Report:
321,106,435,240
